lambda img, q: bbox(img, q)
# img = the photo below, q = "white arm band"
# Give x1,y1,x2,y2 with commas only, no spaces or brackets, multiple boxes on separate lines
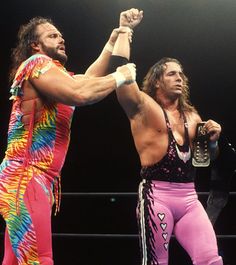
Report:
104,42,114,53
111,72,126,88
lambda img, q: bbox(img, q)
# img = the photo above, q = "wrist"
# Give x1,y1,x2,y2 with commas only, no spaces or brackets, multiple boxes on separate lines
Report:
118,26,133,35
111,72,126,88
118,26,133,43
209,140,218,149
119,25,132,31
104,42,114,53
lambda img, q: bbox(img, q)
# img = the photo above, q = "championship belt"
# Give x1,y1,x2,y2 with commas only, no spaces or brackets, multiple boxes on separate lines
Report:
192,122,210,167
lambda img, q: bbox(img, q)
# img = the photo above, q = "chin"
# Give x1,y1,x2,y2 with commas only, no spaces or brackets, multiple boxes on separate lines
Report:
175,89,182,94
57,53,68,65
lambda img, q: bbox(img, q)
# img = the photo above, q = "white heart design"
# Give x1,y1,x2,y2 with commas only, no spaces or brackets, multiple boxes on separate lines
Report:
164,242,168,250
162,233,168,240
158,213,165,221
160,223,167,231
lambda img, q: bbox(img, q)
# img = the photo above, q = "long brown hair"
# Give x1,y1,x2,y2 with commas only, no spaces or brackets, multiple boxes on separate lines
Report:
142,57,197,113
9,17,53,82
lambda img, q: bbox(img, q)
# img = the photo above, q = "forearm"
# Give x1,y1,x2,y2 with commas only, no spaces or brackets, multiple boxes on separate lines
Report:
85,27,131,77
71,75,117,106
113,30,141,117
64,71,136,106
85,42,114,77
112,30,130,60
31,64,135,106
74,62,137,106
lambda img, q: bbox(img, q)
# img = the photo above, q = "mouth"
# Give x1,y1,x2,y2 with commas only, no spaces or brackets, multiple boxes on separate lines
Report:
176,84,182,89
58,45,66,53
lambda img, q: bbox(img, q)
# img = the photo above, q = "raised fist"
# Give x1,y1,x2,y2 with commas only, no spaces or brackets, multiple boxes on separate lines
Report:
119,8,143,29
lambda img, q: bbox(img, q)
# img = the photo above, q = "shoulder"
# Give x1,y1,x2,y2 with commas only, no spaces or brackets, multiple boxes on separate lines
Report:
10,54,56,98
185,110,201,123
13,54,53,82
18,54,53,75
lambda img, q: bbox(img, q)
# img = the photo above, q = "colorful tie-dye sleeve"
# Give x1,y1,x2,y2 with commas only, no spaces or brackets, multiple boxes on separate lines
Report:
10,54,54,99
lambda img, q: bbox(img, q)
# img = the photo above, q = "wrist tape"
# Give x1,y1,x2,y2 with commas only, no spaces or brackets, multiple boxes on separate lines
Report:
111,72,126,88
104,42,114,53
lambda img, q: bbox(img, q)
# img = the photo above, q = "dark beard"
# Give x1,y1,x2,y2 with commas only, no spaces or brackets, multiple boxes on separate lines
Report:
41,44,67,65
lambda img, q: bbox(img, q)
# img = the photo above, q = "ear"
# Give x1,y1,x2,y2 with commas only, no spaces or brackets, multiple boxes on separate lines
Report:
31,42,40,52
155,80,160,88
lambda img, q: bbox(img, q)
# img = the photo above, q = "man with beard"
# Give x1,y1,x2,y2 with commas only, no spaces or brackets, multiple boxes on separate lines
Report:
111,29,223,264
0,8,143,265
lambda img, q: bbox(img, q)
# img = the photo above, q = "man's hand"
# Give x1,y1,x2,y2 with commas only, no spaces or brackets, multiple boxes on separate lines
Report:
204,120,221,142
117,63,136,84
112,63,136,88
119,8,143,29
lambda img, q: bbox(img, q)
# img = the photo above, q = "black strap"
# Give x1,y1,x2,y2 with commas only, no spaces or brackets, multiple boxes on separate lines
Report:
107,55,129,73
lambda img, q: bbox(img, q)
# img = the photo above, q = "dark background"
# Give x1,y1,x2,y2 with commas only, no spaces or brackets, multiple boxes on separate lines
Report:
0,0,236,264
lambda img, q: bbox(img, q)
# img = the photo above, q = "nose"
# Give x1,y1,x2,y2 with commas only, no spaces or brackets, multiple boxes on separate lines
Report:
176,73,182,82
59,36,65,44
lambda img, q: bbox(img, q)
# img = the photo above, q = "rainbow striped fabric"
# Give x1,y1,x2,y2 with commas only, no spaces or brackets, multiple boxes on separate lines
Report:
0,54,74,264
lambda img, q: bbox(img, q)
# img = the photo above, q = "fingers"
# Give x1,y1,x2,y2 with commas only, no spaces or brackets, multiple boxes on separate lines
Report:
120,8,144,28
203,120,221,141
126,8,143,21
203,120,221,133
112,63,136,88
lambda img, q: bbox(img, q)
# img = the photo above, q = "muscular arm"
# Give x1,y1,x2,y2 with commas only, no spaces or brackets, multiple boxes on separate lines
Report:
116,82,144,118
113,30,143,118
112,8,144,118
30,63,134,106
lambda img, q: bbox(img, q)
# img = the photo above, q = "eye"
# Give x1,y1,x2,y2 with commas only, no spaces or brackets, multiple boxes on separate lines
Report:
168,71,175,76
49,33,59,38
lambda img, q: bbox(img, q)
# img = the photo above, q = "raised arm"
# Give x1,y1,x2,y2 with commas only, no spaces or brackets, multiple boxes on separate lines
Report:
84,28,121,77
113,9,144,118
85,8,143,77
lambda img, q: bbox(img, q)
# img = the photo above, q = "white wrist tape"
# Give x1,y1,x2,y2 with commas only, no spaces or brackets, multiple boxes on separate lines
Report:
126,63,136,81
111,72,126,88
104,42,114,53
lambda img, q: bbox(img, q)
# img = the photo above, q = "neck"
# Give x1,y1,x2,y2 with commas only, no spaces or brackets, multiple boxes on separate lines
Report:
157,95,179,111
